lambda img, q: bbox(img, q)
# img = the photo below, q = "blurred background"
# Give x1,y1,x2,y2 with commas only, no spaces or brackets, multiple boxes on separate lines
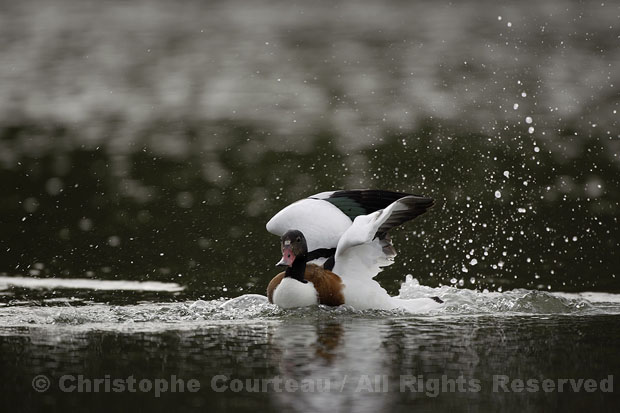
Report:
0,0,618,301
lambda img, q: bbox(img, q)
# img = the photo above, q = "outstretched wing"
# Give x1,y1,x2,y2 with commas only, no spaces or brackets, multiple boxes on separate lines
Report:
265,198,352,252
266,189,433,263
311,189,433,223
332,196,432,281
374,195,434,238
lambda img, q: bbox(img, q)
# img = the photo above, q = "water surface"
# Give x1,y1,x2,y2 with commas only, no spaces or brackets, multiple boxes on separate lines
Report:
1,281,619,411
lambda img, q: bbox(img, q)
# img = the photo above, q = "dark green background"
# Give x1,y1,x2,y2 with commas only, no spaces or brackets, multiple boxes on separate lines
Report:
0,0,618,300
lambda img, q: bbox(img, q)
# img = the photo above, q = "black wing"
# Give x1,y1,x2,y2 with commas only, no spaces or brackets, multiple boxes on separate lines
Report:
374,195,435,238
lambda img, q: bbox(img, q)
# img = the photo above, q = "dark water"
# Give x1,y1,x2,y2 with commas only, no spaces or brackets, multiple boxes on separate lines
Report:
0,295,619,412
0,0,619,411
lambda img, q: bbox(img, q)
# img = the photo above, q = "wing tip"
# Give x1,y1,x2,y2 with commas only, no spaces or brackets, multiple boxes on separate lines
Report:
399,195,435,214
374,195,436,237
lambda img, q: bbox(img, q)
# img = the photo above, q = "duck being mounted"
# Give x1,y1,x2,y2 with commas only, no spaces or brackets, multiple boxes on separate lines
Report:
266,189,443,312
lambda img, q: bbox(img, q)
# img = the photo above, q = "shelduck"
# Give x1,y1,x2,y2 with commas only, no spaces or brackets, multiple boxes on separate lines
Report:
267,230,344,308
266,189,444,312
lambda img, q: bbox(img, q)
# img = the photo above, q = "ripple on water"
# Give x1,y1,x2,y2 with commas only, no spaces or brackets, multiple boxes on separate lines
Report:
0,277,617,331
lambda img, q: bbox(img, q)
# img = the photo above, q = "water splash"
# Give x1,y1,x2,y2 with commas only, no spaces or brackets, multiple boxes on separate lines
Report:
397,275,596,314
0,276,618,331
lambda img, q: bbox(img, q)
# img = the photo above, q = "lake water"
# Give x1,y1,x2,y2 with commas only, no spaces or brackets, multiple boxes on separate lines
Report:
0,0,619,411
1,282,619,411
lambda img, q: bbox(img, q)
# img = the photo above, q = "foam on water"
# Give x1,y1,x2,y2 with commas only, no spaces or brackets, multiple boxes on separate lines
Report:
397,275,598,314
0,275,619,333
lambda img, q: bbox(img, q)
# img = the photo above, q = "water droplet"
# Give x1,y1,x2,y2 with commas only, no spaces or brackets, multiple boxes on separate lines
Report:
23,197,39,213
78,218,93,231
45,177,64,196
176,192,194,209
